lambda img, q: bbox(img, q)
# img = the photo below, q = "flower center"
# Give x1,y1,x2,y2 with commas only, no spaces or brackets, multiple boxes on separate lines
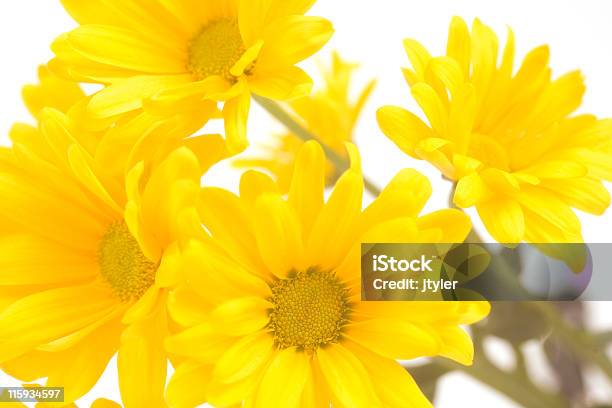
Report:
268,268,351,352
187,19,246,81
98,221,157,302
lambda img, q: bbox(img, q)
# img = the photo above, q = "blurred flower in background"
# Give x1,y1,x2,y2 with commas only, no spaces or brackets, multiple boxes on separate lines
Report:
235,52,376,191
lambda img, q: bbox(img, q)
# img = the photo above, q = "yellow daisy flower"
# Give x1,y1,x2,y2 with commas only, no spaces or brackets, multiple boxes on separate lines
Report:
236,52,376,191
51,0,334,153
0,97,224,405
377,17,612,243
164,141,490,407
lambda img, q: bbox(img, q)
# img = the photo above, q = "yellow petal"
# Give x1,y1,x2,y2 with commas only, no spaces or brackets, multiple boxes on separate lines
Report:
448,83,477,154
253,194,305,277
523,208,583,244
238,0,317,45
269,0,316,18
23,65,85,118
416,209,472,243
0,234,96,285
361,169,432,233
124,200,162,261
223,91,251,154
288,141,325,241
166,361,211,408
140,146,201,247
316,343,380,408
258,15,333,68
165,322,233,362
197,188,263,275
454,173,488,207
240,170,280,205
65,25,184,73
522,160,588,179
181,240,270,305
59,0,189,46
45,317,122,404
542,177,611,215
214,331,274,384
345,319,440,360
438,326,475,365
518,187,581,235
415,138,455,179
529,71,585,130
91,399,122,408
571,149,612,180
0,284,116,362
403,38,432,80
470,19,499,105
167,285,210,327
477,198,525,243
207,369,261,407
255,347,310,408
95,113,160,176
1,350,63,383
145,76,227,115
67,144,124,214
210,297,271,337
118,300,167,408
122,286,161,325
354,301,488,326
480,168,520,196
306,170,362,270
430,56,464,98
89,74,191,118
182,134,229,174
344,340,433,408
249,66,313,100
231,40,264,77
0,173,105,252
446,16,470,75
300,362,331,407
238,0,274,46
411,83,448,137
376,106,434,157
360,217,420,244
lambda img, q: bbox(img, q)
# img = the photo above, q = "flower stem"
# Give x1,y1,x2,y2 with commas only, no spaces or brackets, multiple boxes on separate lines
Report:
532,301,612,379
435,358,570,408
253,95,382,196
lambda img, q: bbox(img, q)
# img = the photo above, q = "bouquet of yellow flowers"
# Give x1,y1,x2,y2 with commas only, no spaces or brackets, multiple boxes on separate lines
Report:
0,1,611,407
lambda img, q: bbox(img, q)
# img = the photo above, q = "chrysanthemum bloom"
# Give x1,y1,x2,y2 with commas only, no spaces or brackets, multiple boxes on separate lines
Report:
236,52,376,191
377,17,612,243
0,101,224,405
51,0,334,153
165,141,490,407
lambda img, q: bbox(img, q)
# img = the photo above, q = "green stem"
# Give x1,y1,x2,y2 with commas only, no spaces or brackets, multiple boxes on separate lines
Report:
532,302,612,379
253,95,382,196
596,330,612,346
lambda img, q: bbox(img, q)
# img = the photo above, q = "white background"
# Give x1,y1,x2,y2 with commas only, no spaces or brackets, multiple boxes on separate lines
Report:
1,0,611,406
